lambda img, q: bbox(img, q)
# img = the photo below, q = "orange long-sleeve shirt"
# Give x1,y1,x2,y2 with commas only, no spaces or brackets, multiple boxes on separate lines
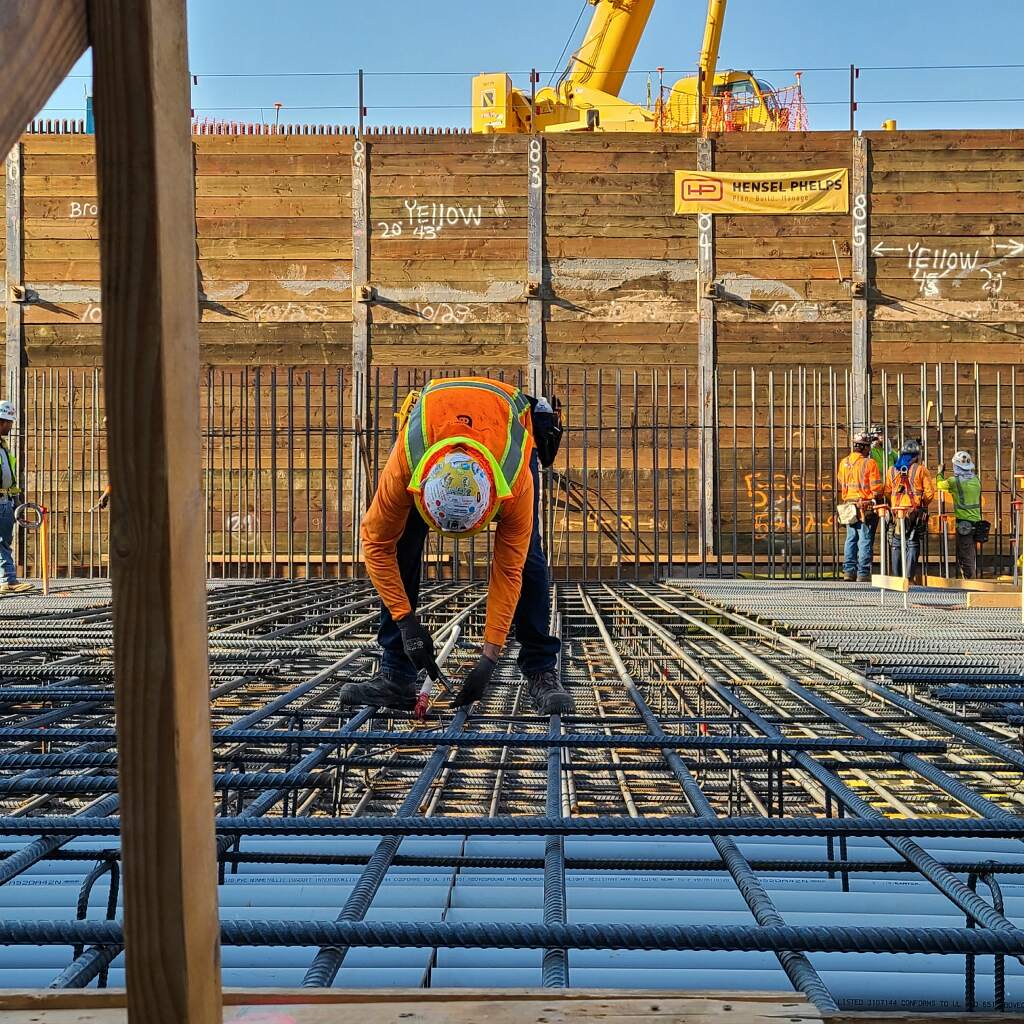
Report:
360,415,535,649
837,451,883,503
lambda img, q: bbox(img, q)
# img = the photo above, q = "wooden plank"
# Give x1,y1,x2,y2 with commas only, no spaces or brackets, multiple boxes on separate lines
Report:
0,988,819,1009
0,989,825,1024
527,136,543,395
966,591,1023,609
0,1,88,156
863,129,1024,149
696,137,717,559
921,574,1019,593
871,573,911,592
88,1,221,1022
871,193,1024,214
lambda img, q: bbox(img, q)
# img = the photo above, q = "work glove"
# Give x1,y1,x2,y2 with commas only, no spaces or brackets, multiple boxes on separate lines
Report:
396,614,439,678
453,653,497,707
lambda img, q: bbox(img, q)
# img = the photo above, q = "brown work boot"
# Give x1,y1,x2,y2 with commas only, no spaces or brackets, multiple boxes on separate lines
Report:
857,574,871,583
338,671,416,710
526,670,575,715
843,571,857,582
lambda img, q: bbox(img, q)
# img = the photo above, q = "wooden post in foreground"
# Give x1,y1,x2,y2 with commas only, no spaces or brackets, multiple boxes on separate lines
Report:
89,1,221,1021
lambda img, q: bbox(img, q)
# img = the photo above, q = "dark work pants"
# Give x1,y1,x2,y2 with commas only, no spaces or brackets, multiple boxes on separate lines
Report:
889,515,926,581
0,499,15,584
377,452,561,682
955,525,977,579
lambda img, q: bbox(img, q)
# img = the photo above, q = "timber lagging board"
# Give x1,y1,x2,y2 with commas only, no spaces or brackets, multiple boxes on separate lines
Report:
11,129,1024,373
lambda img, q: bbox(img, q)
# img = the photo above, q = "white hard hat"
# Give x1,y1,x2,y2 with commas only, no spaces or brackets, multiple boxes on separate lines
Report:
419,450,496,535
0,401,15,422
951,450,975,471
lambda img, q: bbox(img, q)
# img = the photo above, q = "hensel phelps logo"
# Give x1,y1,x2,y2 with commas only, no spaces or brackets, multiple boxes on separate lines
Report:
680,177,723,202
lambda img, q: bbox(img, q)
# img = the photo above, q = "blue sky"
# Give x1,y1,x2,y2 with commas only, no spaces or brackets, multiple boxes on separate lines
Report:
39,0,1024,131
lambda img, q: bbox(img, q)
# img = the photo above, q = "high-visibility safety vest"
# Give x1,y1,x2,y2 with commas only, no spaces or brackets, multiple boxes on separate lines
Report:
870,445,896,478
837,451,881,502
938,472,982,522
403,377,532,517
0,439,17,498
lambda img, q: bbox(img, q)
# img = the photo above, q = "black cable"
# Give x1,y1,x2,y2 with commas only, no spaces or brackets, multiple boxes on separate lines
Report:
548,1,591,87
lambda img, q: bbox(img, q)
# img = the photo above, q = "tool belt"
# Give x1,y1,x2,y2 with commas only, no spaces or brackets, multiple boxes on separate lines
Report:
888,507,927,538
837,501,876,526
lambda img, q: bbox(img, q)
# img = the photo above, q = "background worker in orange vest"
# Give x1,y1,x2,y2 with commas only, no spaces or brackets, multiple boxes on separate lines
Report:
886,439,935,580
837,432,883,582
341,377,572,715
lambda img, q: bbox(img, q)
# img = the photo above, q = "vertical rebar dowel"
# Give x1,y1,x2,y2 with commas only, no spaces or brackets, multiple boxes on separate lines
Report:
632,371,640,581
974,364,982,578
666,368,674,574
616,371,622,582
767,371,776,579
287,371,295,578
684,370,690,570
731,370,738,578
581,368,589,577
652,371,660,579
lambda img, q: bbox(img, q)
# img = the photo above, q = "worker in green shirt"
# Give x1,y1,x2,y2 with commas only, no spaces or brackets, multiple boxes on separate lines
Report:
937,450,982,579
869,424,896,479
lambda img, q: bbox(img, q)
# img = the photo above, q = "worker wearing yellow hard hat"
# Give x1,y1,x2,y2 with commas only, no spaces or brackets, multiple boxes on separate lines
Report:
341,376,573,715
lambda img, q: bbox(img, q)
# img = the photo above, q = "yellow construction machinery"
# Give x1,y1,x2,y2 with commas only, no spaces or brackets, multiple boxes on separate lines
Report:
472,0,805,134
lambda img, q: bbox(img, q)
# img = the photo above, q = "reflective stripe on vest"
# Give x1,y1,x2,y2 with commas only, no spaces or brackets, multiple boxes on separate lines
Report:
951,478,981,512
0,441,16,497
840,454,875,498
404,379,531,496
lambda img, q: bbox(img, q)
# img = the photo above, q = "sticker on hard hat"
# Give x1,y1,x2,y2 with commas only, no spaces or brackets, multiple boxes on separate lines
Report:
423,452,493,532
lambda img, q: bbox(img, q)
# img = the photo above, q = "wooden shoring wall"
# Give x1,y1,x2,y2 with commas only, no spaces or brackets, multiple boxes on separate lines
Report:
5,128,1024,578
13,129,1024,371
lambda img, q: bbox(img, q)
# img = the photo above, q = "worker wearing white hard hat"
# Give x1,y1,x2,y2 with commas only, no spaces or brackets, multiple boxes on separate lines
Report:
937,450,984,579
0,401,29,594
342,377,571,716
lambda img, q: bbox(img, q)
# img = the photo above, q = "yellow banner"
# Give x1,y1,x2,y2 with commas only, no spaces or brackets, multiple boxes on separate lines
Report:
674,168,849,215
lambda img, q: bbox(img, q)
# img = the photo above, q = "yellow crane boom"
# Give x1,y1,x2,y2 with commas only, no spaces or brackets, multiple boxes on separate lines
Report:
697,0,728,117
567,0,655,97
472,0,803,134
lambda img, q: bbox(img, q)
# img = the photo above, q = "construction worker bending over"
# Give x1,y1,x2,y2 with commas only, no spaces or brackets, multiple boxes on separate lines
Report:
937,450,982,579
0,401,30,595
341,376,572,715
885,439,935,581
837,432,883,582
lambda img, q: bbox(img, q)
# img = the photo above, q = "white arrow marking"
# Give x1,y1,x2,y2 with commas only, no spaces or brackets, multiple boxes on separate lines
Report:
994,239,1024,258
871,242,903,257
